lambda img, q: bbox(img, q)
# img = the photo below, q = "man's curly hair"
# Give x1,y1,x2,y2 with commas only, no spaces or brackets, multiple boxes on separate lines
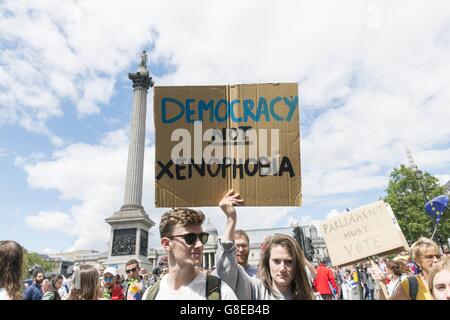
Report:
159,208,205,238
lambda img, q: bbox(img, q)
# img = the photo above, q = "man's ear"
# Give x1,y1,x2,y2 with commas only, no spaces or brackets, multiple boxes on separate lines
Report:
161,237,171,250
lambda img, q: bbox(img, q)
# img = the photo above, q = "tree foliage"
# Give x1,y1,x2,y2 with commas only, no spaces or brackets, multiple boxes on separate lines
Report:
384,165,450,244
22,250,57,279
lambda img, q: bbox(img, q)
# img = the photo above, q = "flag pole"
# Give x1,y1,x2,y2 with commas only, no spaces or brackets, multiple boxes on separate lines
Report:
430,221,439,240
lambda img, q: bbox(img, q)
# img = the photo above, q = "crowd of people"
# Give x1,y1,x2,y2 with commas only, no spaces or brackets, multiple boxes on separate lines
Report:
1,190,449,300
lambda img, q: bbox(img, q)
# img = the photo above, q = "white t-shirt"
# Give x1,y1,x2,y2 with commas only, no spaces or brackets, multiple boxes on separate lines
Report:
153,272,237,300
0,288,11,300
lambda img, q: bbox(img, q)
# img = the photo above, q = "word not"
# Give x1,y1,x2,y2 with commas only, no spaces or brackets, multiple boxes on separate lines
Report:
321,205,382,235
161,96,298,123
343,235,383,257
180,304,214,317
171,121,280,165
156,157,295,181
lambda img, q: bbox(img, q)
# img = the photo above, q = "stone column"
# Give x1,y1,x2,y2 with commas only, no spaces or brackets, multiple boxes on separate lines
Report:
122,55,154,210
104,51,155,274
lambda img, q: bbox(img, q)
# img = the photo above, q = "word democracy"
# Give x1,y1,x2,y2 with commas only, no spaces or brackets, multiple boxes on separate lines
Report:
160,95,298,124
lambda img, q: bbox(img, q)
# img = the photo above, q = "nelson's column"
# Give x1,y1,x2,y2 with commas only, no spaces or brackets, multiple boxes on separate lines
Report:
104,51,155,274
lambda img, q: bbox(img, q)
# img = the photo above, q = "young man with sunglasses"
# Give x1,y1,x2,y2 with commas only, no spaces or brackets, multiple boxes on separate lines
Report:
143,208,237,300
102,267,124,300
124,259,148,300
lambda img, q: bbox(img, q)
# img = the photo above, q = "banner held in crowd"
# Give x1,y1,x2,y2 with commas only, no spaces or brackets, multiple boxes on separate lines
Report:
154,83,301,207
319,201,409,267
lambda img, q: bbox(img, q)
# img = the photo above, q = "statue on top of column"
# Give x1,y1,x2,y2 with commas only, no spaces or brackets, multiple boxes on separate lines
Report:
139,50,148,68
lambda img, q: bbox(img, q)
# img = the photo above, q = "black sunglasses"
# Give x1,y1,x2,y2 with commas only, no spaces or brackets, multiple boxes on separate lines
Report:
125,267,137,274
169,232,209,245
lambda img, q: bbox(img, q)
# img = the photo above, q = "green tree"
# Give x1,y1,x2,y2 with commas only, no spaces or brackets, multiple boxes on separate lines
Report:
22,250,57,279
384,165,450,244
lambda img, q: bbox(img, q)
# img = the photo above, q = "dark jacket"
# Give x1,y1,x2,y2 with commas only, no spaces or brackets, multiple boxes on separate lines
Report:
23,283,43,300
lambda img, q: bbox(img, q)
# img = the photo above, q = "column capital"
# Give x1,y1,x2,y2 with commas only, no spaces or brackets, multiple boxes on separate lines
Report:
128,72,154,90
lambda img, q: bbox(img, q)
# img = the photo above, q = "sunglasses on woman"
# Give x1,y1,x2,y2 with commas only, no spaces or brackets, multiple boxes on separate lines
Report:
169,232,209,245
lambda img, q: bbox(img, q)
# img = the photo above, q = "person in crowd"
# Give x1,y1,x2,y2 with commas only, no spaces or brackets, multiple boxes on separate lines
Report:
385,260,405,297
65,265,100,300
340,269,353,300
428,256,450,300
359,263,369,299
443,247,449,258
149,268,160,286
215,190,314,300
114,274,123,289
23,269,45,300
57,275,70,300
234,229,258,277
365,265,375,300
98,267,105,279
42,274,64,300
313,258,338,300
140,269,150,288
373,237,441,300
102,267,124,300
332,267,343,300
123,259,147,300
41,279,51,296
0,240,24,300
143,207,237,300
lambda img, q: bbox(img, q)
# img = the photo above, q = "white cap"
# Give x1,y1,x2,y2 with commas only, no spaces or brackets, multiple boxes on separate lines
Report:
103,266,118,277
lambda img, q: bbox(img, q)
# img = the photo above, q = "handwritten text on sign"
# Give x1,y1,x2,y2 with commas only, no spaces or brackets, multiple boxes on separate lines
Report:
320,201,407,266
156,96,298,181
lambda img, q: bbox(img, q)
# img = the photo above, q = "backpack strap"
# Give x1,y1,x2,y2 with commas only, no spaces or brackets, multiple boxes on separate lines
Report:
407,275,418,300
143,278,161,300
206,275,221,300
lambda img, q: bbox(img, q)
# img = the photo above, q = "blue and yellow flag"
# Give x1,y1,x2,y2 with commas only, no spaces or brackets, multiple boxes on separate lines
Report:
424,195,448,223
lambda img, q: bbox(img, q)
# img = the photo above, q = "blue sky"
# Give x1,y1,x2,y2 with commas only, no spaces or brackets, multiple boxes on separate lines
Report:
1,0,450,254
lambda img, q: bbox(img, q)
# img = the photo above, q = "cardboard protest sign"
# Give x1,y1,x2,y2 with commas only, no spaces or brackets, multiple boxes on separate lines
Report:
154,83,301,207
319,201,409,267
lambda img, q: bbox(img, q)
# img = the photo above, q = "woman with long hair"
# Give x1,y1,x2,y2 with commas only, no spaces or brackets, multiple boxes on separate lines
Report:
42,274,64,300
257,234,314,299
0,240,24,300
66,265,100,300
215,190,313,300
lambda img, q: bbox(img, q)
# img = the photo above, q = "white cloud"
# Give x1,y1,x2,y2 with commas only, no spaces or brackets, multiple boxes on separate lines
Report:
0,0,155,138
325,209,342,220
436,174,450,186
42,248,59,255
415,149,450,170
21,128,129,251
14,152,46,167
25,210,74,233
